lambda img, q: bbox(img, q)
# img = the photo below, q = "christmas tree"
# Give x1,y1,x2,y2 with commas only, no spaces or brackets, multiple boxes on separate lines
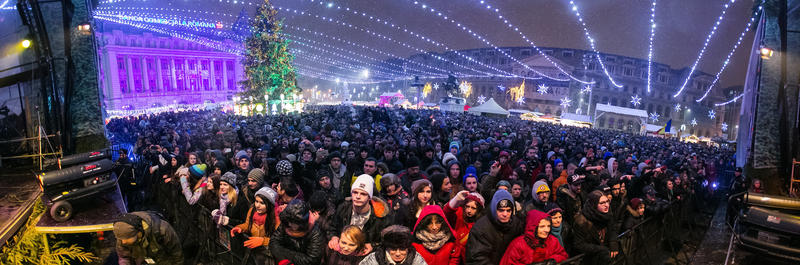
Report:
239,0,300,108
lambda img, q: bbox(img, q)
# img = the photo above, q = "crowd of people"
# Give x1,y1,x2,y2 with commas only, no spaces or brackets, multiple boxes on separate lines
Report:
107,105,735,265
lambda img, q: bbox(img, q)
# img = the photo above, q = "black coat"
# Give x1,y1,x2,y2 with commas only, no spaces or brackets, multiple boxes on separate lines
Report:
269,224,325,265
326,197,392,245
573,212,619,264
463,215,525,265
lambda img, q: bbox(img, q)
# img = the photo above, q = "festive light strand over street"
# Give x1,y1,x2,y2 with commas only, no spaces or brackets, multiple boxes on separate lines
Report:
673,0,737,98
467,0,595,84
646,0,657,93
714,92,745,106
696,2,763,103
567,0,623,88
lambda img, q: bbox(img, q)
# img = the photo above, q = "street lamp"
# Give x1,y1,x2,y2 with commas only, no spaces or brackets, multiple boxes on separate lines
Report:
21,39,31,49
759,46,773,59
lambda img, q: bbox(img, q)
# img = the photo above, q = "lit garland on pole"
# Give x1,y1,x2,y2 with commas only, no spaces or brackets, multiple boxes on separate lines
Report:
567,0,623,88
696,2,763,103
673,0,737,98
714,92,744,106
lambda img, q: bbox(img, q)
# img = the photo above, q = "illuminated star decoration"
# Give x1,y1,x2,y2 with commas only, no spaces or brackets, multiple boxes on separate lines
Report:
477,95,487,104
630,94,642,107
537,84,549,95
497,85,506,91
691,118,698,127
708,109,716,119
560,97,572,109
674,104,682,112
433,83,440,90
516,96,525,105
581,85,592,94
649,112,660,123
459,81,473,98
721,122,728,132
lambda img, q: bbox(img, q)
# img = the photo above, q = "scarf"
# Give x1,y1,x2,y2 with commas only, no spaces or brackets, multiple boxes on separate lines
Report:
582,191,612,229
415,229,450,251
218,193,230,228
252,211,266,226
550,224,564,249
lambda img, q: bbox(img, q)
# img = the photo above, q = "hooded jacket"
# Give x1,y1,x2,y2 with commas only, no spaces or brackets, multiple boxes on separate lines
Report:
464,190,524,265
500,210,569,265
269,205,325,265
412,205,461,265
524,181,559,215
573,191,619,262
327,196,392,245
115,212,183,265
442,196,482,251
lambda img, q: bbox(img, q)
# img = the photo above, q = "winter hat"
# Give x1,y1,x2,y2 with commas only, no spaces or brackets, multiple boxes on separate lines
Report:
340,141,350,148
568,173,586,185
499,151,510,158
316,169,332,181
213,161,227,173
490,189,515,220
643,185,656,196
465,192,485,207
442,152,457,166
547,151,556,160
405,156,420,169
546,207,563,216
463,166,478,184
630,198,643,209
221,172,237,186
598,184,611,194
248,168,265,185
426,164,446,176
411,179,433,194
277,160,293,176
379,173,401,191
351,174,375,198
449,141,460,153
496,180,511,190
113,215,142,240
554,159,563,167
532,180,550,201
286,154,297,162
380,225,413,250
329,151,342,160
255,187,278,205
280,199,310,228
235,150,248,160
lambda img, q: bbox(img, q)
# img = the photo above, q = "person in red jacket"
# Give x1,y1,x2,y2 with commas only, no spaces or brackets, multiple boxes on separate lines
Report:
443,190,485,250
500,209,569,265
412,205,461,265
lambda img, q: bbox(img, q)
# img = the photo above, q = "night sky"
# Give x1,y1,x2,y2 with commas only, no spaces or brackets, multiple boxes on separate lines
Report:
99,0,758,89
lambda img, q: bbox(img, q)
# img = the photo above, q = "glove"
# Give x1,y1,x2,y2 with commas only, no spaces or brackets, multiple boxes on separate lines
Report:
211,209,221,223
230,227,242,237
244,237,266,248
448,191,468,209
218,216,229,226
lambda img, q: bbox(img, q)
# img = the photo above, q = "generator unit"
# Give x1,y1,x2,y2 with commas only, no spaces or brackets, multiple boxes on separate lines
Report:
38,149,118,222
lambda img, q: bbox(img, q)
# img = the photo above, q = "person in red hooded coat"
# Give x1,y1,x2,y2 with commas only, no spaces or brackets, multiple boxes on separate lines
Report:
499,209,569,265
412,205,461,265
443,191,485,251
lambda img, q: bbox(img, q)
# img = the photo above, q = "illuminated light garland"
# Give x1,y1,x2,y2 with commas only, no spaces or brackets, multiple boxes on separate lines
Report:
509,80,526,102
422,82,432,97
646,0,657,93
285,25,452,76
673,0,737,98
293,50,398,80
459,81,473,98
93,15,244,54
291,41,411,79
649,112,660,123
275,6,503,77
630,94,642,107
560,97,572,109
466,0,595,84
714,92,744,107
567,0,623,88
537,84,549,95
400,0,570,81
696,2,763,103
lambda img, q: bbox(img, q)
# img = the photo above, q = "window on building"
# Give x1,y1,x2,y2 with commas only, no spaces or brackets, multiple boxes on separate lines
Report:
606,56,616,63
624,67,633,76
226,60,236,90
201,60,211,91
160,58,172,91
146,57,157,92
214,60,223,90
521,49,531,56
117,55,129,93
175,57,185,91
543,50,553,55
130,56,143,93
562,50,573,57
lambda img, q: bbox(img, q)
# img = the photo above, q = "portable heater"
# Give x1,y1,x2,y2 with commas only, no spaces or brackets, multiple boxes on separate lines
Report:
38,149,119,222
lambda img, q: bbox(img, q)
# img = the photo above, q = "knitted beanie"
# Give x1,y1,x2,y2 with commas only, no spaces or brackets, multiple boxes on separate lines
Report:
351,174,375,198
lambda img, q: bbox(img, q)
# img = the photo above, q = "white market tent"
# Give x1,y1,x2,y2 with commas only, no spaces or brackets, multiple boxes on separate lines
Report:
593,103,649,134
468,98,510,116
560,113,593,128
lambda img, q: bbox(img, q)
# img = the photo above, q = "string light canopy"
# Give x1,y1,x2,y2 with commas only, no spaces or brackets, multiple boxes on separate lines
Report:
646,0,657,93
567,0,623,88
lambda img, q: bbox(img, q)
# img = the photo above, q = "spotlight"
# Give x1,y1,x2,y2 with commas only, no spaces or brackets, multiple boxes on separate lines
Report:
78,23,91,31
760,46,773,59
21,39,31,48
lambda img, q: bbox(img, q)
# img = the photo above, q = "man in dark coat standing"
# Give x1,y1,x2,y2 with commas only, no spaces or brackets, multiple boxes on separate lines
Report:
464,189,524,265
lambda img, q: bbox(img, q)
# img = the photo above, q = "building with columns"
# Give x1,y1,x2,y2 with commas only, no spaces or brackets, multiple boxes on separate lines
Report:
96,28,245,111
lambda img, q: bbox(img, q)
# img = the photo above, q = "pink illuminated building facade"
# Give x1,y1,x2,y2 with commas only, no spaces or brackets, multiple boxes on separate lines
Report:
96,29,245,110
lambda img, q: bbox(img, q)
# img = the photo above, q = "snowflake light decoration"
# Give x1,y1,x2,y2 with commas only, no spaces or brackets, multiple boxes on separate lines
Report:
691,118,698,127
708,110,716,119
516,97,525,104
497,85,506,91
459,81,473,98
649,112,660,123
433,83,439,90
674,104,682,113
537,84,549,95
581,85,592,94
630,95,642,107
477,95,487,104
560,97,572,109
721,122,728,132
